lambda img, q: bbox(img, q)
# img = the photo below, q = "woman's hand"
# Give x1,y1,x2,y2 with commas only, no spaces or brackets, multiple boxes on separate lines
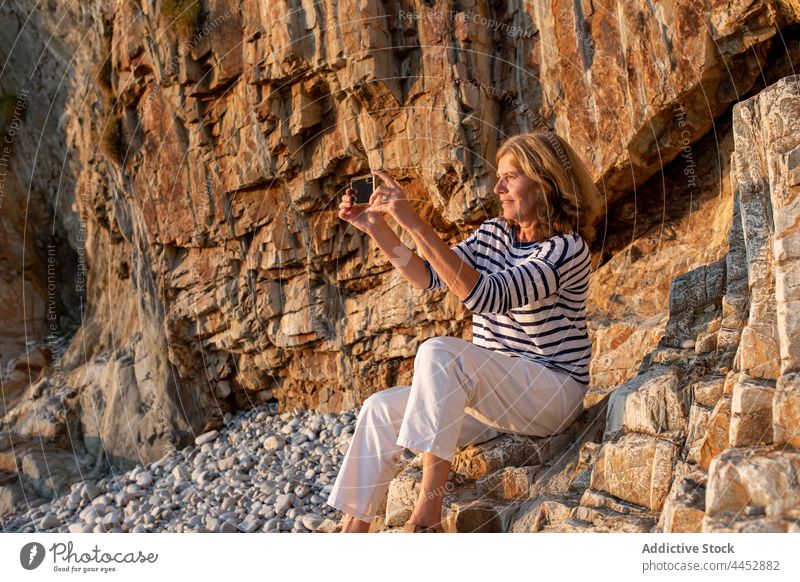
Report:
338,187,386,234
367,170,415,224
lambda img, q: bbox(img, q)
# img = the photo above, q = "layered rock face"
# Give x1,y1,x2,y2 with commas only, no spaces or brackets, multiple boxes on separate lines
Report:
1,0,799,531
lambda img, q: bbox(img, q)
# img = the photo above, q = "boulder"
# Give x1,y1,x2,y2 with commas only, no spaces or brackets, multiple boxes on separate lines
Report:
603,365,687,442
704,448,800,532
590,433,679,512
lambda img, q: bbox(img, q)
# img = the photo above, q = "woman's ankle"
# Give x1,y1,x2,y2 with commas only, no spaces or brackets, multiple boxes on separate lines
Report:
407,507,443,528
341,514,371,533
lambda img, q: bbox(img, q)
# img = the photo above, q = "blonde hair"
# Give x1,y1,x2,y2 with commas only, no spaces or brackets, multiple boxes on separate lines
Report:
495,131,601,244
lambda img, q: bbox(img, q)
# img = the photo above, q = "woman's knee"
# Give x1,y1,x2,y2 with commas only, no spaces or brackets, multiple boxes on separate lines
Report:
357,386,408,425
563,386,586,427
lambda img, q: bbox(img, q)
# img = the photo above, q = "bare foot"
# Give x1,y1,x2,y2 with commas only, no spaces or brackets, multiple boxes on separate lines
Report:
340,514,371,533
403,521,444,533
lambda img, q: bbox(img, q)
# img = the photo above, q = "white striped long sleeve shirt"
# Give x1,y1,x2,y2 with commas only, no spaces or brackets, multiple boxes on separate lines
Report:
423,218,592,387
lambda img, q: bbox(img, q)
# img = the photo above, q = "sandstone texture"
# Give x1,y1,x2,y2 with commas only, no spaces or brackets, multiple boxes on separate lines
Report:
0,0,799,532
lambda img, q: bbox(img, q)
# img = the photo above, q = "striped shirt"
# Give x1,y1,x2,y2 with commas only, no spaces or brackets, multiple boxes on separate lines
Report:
423,218,592,387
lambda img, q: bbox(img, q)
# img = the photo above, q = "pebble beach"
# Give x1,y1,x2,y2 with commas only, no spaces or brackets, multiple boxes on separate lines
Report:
1,403,359,533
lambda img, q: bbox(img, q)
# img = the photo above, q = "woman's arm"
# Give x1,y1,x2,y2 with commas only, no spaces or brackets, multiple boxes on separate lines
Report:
365,220,431,290
366,172,578,314
366,169,480,300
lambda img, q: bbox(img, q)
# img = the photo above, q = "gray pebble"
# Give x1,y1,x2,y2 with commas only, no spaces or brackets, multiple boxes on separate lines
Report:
195,430,219,446
241,516,262,533
302,514,324,531
40,514,60,529
263,435,286,450
275,493,295,514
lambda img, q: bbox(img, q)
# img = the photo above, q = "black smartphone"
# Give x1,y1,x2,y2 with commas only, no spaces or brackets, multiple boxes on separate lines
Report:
349,175,374,205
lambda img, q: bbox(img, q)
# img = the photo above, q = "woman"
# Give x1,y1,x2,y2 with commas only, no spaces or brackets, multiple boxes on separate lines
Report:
328,131,600,533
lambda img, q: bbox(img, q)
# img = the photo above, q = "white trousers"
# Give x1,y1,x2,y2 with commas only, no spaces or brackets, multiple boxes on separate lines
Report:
326,336,586,521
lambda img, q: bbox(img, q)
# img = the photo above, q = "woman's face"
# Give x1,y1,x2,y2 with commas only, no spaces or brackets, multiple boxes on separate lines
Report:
494,155,552,224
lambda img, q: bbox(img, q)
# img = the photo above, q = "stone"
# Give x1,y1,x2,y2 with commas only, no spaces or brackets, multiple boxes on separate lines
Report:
603,366,687,441
263,436,286,451
554,509,656,533
215,381,231,399
703,515,798,533
698,397,731,471
579,489,652,516
240,516,262,533
442,486,516,533
0,479,30,517
313,518,341,533
301,513,324,531
13,346,51,376
658,471,706,533
195,431,219,446
384,467,421,527
171,466,188,483
263,517,280,532
660,261,727,349
476,466,538,500
695,330,718,354
101,510,121,527
704,448,800,532
217,456,236,471
733,76,800,378
40,513,60,529
275,494,295,515
738,325,781,379
729,376,775,446
684,403,713,464
773,372,800,447
18,448,92,500
134,472,152,487
452,433,569,481
588,315,668,389
692,376,726,407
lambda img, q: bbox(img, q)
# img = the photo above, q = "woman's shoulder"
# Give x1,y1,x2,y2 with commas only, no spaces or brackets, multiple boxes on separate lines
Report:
473,218,512,242
537,231,590,267
545,230,587,249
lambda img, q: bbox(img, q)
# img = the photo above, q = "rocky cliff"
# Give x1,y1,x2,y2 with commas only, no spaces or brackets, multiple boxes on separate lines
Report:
0,0,799,532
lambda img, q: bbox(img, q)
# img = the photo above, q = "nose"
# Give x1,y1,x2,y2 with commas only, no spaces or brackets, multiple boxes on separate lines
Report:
494,177,507,195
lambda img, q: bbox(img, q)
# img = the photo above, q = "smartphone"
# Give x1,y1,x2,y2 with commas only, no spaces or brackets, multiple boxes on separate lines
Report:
349,174,374,205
